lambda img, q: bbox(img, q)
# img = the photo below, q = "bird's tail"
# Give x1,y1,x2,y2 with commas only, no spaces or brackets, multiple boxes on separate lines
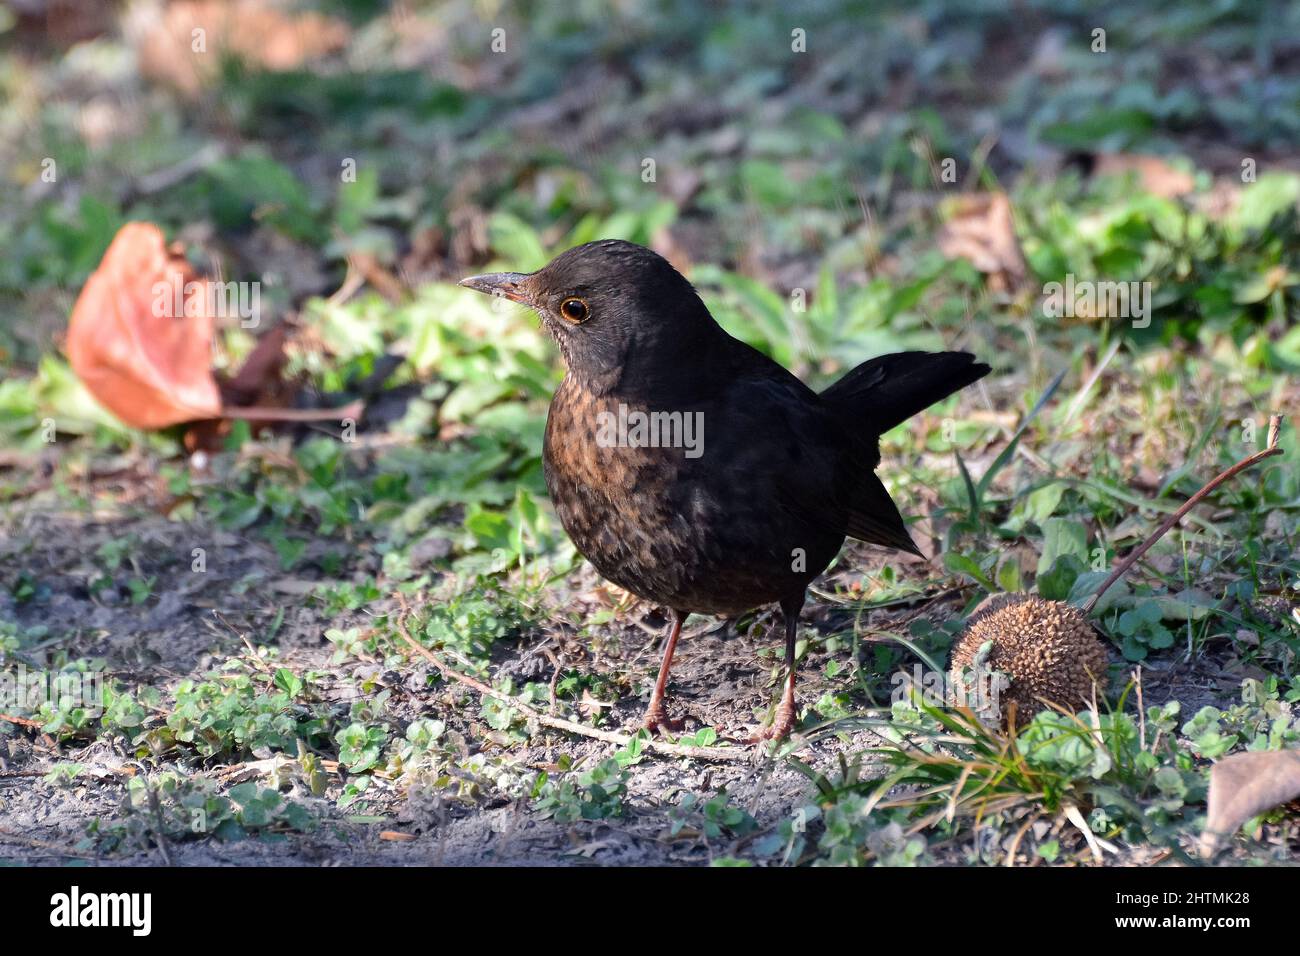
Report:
820,351,989,556
819,351,990,434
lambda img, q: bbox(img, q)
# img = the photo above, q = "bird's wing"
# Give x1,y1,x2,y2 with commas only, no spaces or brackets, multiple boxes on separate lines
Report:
724,367,923,556
696,370,853,542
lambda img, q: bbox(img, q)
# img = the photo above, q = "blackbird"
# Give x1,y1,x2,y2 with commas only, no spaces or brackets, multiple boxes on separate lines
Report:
460,240,989,740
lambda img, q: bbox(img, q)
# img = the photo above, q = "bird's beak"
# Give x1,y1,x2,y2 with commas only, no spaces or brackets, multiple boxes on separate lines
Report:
457,272,533,306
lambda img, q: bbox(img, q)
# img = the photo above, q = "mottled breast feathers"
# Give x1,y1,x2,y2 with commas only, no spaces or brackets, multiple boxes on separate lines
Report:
542,358,854,615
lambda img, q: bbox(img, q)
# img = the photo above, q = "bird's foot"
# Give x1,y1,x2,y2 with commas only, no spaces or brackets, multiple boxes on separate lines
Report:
749,701,797,744
642,703,684,735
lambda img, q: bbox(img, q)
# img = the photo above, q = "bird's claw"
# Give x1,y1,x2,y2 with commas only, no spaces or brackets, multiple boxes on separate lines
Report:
748,703,797,744
642,704,684,735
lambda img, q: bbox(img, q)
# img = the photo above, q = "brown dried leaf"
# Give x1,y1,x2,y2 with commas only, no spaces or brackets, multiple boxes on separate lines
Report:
66,222,223,429
350,251,409,304
936,192,1027,292
1200,749,1300,857
1094,154,1196,199
219,322,291,408
136,0,351,95
578,689,610,720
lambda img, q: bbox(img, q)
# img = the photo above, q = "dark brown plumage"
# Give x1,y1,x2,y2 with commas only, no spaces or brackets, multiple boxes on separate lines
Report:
461,240,989,740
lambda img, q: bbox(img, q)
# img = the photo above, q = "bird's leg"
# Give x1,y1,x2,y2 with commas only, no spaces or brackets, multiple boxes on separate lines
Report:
754,596,804,742
642,609,686,734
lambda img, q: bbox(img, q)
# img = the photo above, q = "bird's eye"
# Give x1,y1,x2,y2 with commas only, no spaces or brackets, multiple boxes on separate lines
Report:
559,297,589,323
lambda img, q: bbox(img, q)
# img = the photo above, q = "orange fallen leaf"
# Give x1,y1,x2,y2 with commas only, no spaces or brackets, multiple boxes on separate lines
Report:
1200,749,1300,857
937,192,1027,293
69,222,366,437
66,222,223,429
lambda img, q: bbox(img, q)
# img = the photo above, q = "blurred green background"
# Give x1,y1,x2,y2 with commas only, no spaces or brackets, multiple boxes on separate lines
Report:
3,0,1299,391
1,0,1299,866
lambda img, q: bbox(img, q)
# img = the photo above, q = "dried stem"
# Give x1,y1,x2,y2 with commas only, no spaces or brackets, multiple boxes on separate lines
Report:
0,713,43,730
392,597,748,763
1083,415,1285,615
221,400,364,423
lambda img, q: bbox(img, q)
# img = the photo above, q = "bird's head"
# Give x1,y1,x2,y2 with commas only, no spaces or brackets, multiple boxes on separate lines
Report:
459,239,719,395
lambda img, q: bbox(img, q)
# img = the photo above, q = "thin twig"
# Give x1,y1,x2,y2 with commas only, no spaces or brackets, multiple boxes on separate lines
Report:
0,714,43,730
145,784,174,867
392,598,747,763
1083,415,1285,615
222,400,364,423
1135,668,1146,752
0,828,96,859
129,142,227,197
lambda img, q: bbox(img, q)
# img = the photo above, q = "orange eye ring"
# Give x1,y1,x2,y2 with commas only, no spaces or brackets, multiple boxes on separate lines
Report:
559,297,589,323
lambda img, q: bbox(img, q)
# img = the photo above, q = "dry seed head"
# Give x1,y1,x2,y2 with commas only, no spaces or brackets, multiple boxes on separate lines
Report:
948,593,1109,729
